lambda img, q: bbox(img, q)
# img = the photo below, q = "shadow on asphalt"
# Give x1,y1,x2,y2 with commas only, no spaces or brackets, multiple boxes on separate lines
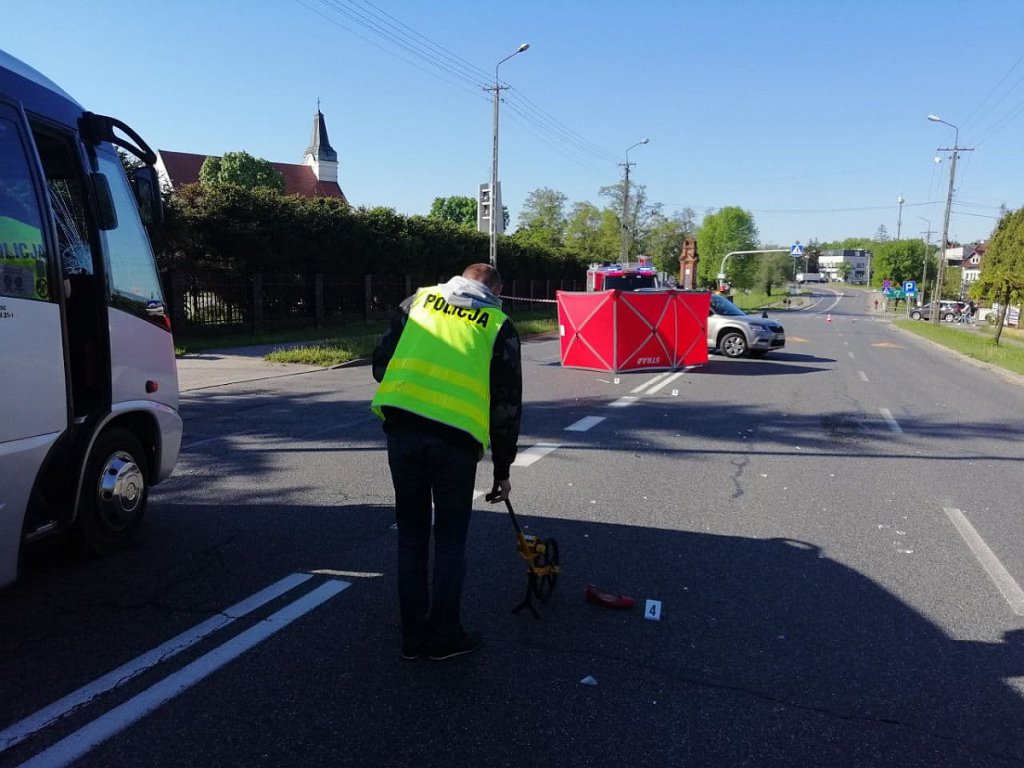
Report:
9,495,1024,766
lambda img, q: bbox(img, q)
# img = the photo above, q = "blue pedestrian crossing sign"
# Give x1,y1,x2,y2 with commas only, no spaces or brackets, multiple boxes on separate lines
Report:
903,280,917,296
790,243,804,258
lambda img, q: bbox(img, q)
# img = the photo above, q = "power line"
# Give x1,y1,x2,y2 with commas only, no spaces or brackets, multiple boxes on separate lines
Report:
300,0,621,173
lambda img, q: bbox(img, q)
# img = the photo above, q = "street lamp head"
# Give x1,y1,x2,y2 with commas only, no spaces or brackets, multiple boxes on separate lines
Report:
516,43,530,53
927,114,942,123
898,195,905,204
640,138,650,145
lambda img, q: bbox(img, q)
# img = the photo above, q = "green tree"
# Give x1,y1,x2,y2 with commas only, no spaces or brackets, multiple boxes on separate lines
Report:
428,195,477,229
973,208,1024,344
598,182,662,262
871,240,925,285
644,208,697,277
198,151,285,193
516,187,568,249
695,206,759,289
754,251,793,296
565,202,619,264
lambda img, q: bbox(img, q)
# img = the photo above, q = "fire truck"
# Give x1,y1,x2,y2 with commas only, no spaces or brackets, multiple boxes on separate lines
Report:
586,261,661,292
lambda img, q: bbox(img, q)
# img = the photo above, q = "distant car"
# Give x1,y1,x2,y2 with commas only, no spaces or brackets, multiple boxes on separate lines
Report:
909,300,966,322
707,293,785,358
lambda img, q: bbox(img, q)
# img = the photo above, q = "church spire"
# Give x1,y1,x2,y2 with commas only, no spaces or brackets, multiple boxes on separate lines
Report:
304,106,337,163
303,105,338,183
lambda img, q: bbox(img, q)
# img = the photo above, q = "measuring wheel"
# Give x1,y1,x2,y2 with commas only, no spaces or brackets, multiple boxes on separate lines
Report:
530,537,560,600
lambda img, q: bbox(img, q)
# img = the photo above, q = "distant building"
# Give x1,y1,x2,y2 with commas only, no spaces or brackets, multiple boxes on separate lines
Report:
956,243,986,294
155,110,348,202
819,249,871,284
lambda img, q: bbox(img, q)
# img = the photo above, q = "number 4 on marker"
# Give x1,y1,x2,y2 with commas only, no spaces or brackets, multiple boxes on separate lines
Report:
645,599,662,621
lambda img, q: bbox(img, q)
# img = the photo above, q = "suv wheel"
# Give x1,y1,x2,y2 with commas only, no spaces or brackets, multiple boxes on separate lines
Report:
910,310,923,320
942,312,956,322
719,331,748,358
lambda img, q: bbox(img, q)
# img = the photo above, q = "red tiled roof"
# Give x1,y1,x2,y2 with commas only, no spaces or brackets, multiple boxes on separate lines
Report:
157,150,347,202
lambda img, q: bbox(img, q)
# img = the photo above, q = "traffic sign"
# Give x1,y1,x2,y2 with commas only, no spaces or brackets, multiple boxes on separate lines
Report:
790,243,803,258
903,280,917,296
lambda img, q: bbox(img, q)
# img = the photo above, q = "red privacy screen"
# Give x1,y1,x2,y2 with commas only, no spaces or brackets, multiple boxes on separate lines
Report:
556,290,710,372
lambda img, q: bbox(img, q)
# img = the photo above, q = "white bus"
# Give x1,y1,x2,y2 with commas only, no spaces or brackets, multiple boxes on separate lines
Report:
0,49,181,588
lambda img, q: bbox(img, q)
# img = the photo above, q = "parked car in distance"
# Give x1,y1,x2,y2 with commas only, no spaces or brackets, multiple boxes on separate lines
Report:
909,300,966,322
708,293,785,358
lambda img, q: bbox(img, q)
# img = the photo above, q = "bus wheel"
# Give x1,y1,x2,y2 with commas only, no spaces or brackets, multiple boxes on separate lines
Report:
79,427,148,555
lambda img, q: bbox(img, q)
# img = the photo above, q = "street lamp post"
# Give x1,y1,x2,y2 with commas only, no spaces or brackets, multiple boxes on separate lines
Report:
619,138,649,265
896,195,905,240
926,115,973,325
488,43,530,268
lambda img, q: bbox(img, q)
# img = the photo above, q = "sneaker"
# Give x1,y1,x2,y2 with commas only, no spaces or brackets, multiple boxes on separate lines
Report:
426,630,482,661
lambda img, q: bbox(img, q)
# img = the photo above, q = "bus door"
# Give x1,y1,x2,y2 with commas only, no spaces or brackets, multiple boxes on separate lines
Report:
0,101,68,581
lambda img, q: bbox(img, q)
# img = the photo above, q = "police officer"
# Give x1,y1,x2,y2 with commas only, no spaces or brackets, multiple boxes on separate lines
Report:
371,263,522,661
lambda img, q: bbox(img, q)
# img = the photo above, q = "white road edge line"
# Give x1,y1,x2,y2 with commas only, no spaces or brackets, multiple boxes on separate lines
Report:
945,507,1024,616
513,443,560,467
0,573,313,754
565,416,606,432
879,408,903,434
17,580,350,768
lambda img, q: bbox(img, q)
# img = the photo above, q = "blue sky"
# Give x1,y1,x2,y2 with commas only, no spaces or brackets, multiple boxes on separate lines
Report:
6,0,1023,247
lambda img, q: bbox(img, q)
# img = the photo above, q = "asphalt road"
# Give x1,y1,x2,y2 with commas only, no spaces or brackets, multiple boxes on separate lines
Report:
2,288,1023,767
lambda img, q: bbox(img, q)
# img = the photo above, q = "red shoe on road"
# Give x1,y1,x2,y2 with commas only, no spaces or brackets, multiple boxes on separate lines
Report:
584,584,636,610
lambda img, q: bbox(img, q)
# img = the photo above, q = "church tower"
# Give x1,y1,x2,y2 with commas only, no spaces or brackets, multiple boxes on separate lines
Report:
303,109,338,184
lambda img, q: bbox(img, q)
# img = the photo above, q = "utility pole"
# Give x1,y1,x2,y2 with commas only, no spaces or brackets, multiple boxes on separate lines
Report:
896,195,905,240
485,43,529,268
917,216,932,306
619,138,648,264
927,115,974,325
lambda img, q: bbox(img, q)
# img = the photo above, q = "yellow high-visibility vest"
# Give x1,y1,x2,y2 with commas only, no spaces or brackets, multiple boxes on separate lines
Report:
371,287,506,450
0,215,46,300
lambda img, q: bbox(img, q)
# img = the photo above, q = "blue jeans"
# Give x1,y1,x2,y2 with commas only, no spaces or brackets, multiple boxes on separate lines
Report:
386,428,479,645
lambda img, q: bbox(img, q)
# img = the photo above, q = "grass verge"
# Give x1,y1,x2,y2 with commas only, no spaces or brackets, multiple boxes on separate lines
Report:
893,320,1024,377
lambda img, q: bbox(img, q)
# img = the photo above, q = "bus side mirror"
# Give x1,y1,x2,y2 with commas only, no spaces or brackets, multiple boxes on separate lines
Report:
90,173,118,230
131,166,164,225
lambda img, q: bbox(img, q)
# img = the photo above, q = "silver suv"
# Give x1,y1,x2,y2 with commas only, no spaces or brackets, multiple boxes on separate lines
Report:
708,294,786,358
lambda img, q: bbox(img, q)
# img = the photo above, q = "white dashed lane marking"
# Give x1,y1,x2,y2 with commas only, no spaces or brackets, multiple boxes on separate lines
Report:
879,408,902,433
513,443,560,467
565,416,606,432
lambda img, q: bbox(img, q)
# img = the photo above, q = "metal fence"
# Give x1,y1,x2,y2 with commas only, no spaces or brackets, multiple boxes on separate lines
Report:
162,271,583,337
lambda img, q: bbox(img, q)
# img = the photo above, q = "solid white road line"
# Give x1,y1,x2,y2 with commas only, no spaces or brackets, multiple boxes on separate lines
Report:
858,371,870,383
631,372,672,394
0,573,313,753
879,408,903,434
945,508,1024,616
513,443,560,467
565,416,606,432
646,371,686,395
18,580,350,768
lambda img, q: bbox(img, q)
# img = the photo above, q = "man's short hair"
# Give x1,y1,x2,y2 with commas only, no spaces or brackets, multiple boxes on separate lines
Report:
463,263,502,291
